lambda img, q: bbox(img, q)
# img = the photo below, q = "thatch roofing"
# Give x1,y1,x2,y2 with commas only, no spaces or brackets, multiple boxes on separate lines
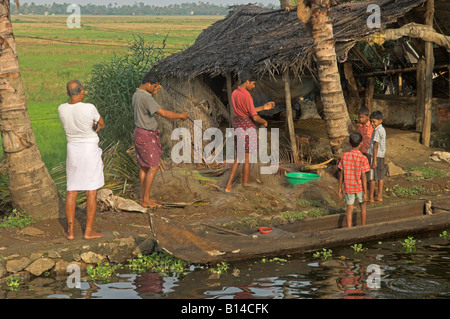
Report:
156,0,426,80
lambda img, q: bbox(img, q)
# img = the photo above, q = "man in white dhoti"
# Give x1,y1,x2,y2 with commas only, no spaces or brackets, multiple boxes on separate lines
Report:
58,80,105,240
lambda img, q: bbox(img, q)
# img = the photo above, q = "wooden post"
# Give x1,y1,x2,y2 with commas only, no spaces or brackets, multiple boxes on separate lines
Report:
421,0,435,147
416,58,426,132
343,62,361,114
226,72,234,127
283,69,298,163
365,77,375,112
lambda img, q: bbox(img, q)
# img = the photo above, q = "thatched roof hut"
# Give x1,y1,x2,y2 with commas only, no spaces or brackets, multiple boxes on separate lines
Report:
153,0,449,159
156,0,427,79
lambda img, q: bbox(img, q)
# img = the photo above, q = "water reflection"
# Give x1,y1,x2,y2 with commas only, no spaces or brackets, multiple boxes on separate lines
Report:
3,233,449,299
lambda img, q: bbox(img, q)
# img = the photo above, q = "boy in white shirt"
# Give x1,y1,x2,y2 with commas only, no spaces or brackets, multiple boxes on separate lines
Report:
367,111,386,202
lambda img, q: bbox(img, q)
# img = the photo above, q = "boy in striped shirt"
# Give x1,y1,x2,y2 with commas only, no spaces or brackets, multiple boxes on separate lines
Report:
338,133,371,228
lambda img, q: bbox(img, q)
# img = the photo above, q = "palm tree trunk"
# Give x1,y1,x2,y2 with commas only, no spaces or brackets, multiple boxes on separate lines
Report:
0,0,62,219
299,0,350,159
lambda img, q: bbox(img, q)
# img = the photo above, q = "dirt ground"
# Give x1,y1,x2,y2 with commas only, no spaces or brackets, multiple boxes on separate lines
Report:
0,120,449,259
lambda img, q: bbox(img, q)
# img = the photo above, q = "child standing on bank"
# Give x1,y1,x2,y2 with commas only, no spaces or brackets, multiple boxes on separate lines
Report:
348,106,373,157
338,133,371,228
367,111,386,202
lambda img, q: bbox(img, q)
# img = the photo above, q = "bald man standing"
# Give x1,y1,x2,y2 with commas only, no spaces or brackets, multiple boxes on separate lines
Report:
58,80,105,240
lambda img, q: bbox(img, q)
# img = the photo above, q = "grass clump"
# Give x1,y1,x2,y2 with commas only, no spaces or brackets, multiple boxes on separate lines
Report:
0,209,35,229
283,211,307,221
409,166,445,179
388,184,428,197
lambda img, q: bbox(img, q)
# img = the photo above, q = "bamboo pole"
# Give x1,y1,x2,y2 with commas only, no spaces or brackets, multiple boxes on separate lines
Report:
416,59,426,132
357,64,448,77
365,77,375,112
282,69,299,163
226,72,234,127
421,0,435,147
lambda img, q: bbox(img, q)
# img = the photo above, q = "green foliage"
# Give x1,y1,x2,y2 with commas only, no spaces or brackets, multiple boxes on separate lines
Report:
283,207,327,221
401,236,417,253
10,2,233,15
313,248,333,260
296,199,322,207
0,161,11,213
125,252,190,277
209,261,230,275
259,257,288,264
0,209,35,229
351,243,368,254
6,276,23,291
408,167,445,180
439,230,448,240
86,35,166,146
283,211,307,221
86,262,121,282
387,184,428,197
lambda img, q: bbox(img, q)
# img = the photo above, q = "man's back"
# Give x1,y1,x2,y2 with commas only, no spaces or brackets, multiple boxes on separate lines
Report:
232,86,257,118
58,102,100,143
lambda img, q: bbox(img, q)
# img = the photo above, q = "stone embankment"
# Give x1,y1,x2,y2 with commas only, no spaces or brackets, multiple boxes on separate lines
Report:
0,233,157,284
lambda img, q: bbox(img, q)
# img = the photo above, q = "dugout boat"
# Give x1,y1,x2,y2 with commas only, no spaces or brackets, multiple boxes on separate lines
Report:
149,197,450,264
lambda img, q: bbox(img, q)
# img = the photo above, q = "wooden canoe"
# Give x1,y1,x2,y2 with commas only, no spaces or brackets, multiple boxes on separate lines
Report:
149,197,450,264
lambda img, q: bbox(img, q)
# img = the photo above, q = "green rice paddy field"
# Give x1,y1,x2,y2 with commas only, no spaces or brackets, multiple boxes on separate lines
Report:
4,14,221,169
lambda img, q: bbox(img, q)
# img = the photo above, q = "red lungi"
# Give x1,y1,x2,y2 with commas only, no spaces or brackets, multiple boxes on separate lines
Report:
133,127,163,168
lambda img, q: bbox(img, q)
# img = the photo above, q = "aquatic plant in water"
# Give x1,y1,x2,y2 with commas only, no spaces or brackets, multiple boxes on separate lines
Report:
209,262,230,275
86,262,121,282
313,248,333,260
6,276,22,291
402,236,417,253
351,243,368,254
126,252,190,277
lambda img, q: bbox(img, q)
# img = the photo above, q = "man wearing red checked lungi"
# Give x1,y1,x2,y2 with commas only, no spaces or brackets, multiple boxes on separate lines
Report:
133,71,188,208
225,70,275,193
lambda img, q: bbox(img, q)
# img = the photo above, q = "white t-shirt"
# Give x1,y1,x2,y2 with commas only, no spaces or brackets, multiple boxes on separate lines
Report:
58,102,101,143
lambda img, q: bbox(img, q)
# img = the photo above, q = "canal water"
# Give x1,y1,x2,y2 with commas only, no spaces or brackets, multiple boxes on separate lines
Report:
3,231,449,299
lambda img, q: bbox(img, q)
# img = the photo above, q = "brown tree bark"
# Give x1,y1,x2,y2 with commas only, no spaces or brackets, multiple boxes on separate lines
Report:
0,0,62,219
298,0,351,159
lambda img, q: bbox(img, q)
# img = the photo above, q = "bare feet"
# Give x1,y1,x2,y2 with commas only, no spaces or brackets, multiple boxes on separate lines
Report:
140,199,161,208
224,187,232,193
65,232,75,240
84,231,104,240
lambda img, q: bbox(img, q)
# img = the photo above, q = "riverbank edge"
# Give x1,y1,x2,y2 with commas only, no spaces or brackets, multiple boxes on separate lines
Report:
0,232,158,285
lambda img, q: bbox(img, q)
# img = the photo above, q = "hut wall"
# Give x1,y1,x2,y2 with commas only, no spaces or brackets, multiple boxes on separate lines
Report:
372,95,449,132
153,77,230,158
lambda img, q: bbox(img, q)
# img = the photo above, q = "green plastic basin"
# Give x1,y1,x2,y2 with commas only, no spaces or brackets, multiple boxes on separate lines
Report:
286,172,320,185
